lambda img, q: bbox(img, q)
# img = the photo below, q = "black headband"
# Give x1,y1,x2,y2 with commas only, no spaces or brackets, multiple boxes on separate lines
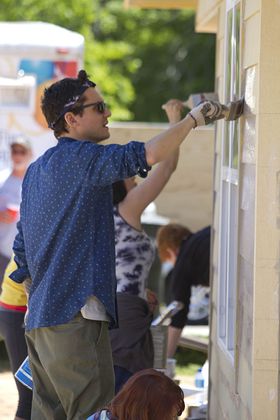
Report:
49,80,96,130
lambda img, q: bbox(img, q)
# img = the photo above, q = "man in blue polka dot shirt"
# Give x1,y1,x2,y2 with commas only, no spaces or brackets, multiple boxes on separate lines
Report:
11,69,226,419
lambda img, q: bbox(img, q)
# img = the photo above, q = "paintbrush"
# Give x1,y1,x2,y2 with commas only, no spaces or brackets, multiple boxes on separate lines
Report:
183,93,244,121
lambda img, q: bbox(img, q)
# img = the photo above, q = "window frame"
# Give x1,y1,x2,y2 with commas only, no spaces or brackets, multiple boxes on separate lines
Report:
217,0,241,361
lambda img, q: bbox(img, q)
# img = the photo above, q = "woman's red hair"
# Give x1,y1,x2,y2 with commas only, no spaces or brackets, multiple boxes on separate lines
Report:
156,223,192,262
108,368,185,420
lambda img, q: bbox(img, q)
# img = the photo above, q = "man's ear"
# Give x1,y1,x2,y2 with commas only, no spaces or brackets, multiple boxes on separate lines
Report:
64,112,77,127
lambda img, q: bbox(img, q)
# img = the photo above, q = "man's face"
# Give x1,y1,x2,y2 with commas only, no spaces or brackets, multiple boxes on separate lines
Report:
68,87,111,143
11,145,32,170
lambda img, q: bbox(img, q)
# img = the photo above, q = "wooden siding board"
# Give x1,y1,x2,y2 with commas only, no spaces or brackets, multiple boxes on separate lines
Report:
211,0,280,418
236,352,253,414
255,359,279,371
195,0,222,33
244,0,261,21
217,1,225,40
258,2,280,114
237,289,253,365
255,165,279,244
252,369,279,420
239,210,255,265
253,10,280,417
209,348,243,419
254,267,279,321
257,115,280,168
254,320,279,360
243,13,261,68
240,163,256,214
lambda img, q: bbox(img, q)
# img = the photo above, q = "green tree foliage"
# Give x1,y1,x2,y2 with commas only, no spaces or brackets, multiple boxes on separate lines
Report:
90,1,216,121
0,0,94,33
0,0,215,122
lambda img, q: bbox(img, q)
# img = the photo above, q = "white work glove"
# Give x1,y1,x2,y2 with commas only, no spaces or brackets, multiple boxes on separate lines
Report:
188,100,228,128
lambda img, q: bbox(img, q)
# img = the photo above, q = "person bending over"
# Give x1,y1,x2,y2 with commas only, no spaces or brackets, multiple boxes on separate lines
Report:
156,223,210,357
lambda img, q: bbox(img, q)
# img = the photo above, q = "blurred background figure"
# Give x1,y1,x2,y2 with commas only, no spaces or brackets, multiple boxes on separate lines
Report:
110,99,185,393
0,137,32,289
0,256,32,420
88,368,185,420
156,223,210,357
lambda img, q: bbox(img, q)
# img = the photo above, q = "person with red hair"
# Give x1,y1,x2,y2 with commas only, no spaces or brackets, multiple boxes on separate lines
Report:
156,223,210,357
88,368,185,420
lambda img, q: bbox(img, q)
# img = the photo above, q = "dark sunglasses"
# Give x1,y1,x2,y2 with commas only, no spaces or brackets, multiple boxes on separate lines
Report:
49,101,108,130
78,101,108,114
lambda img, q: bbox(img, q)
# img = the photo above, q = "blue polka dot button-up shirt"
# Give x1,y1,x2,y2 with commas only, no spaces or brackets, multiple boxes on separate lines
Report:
10,137,151,331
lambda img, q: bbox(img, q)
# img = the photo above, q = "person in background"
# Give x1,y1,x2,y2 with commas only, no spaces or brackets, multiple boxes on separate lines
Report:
0,256,32,420
110,99,184,393
0,137,32,289
88,368,185,420
11,69,226,419
156,223,210,357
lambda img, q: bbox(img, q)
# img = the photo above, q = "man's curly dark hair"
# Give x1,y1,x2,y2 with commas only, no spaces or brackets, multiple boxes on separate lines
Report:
41,70,96,139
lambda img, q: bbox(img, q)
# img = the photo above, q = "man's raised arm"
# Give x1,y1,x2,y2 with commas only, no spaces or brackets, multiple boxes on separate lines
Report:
145,100,226,166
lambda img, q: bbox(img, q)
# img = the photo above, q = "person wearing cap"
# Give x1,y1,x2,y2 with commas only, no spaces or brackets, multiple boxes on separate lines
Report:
10,69,226,419
0,137,32,290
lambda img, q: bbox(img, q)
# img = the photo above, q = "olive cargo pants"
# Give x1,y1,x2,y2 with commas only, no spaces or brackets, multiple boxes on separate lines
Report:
25,313,114,420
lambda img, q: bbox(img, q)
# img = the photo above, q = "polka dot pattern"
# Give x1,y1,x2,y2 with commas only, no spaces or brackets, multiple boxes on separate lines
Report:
10,137,151,331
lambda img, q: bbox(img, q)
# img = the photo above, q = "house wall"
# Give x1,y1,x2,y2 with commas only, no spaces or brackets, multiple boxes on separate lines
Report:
195,0,221,33
208,2,251,418
206,0,280,419
120,1,280,417
251,1,280,418
106,122,214,230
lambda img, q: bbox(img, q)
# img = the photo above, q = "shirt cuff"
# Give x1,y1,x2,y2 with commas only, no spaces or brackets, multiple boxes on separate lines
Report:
9,266,30,284
135,142,151,178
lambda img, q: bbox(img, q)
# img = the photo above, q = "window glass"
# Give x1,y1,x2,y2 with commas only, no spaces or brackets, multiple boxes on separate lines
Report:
218,1,241,357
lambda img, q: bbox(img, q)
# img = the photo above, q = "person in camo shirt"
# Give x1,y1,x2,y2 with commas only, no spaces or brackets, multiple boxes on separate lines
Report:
110,99,186,393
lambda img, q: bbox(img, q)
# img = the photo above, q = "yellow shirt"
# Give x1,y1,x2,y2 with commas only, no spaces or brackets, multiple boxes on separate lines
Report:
0,258,27,307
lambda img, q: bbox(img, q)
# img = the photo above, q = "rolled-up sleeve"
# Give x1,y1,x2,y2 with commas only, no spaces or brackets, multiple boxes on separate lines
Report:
84,141,151,186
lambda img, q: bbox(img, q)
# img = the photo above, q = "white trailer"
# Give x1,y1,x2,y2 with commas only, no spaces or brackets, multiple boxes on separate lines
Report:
0,21,84,169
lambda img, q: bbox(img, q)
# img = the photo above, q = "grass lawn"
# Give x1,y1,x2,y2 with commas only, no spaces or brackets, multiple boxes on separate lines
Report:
175,347,207,382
